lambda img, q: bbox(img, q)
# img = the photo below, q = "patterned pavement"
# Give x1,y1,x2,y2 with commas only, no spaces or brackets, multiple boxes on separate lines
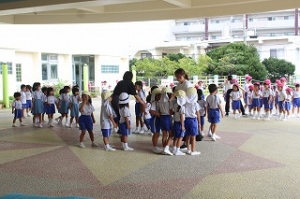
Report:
0,99,300,199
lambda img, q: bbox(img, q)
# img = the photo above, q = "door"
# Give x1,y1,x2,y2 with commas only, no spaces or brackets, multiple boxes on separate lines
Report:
73,63,83,89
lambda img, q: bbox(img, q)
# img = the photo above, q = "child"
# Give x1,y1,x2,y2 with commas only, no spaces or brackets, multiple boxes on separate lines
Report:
69,87,81,128
206,84,224,141
292,83,300,118
243,75,252,110
32,82,44,128
25,85,32,117
118,92,134,151
247,84,254,116
41,86,48,122
133,81,146,134
150,87,162,154
276,83,287,121
101,91,118,151
172,90,186,156
55,88,64,124
252,82,262,120
184,87,201,155
20,84,27,119
285,88,293,119
12,92,26,127
78,91,98,148
58,86,71,127
144,94,152,134
158,87,173,156
197,89,206,137
274,80,281,116
230,83,242,119
45,87,58,127
262,79,273,121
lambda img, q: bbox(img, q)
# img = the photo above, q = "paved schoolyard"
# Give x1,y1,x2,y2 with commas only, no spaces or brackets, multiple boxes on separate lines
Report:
0,98,300,199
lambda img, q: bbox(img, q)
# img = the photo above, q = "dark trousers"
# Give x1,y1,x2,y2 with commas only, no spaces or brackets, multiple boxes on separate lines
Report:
225,89,245,115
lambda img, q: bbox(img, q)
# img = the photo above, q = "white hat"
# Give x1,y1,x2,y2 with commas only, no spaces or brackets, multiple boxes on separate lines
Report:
160,87,172,102
151,88,162,102
82,91,90,96
186,87,197,104
119,92,130,104
101,91,112,101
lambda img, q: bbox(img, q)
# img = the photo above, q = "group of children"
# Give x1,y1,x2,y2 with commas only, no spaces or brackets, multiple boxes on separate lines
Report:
229,76,300,121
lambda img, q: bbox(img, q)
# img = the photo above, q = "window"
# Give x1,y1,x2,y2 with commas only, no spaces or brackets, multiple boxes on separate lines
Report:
270,48,285,58
249,18,253,22
141,53,152,59
16,64,22,82
101,65,119,74
41,54,58,80
211,36,217,40
267,17,273,21
0,62,13,74
183,22,190,26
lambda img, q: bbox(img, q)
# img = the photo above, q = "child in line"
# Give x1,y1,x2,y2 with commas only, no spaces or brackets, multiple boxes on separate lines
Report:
144,94,152,135
150,88,162,154
243,75,252,110
206,84,224,141
118,92,134,151
58,86,71,127
276,83,287,121
262,79,273,121
159,87,173,156
274,79,281,116
78,91,98,149
197,89,206,137
12,92,26,127
285,88,293,119
184,87,201,155
55,88,64,124
172,90,186,156
252,82,262,120
41,86,48,122
45,87,58,127
292,83,300,118
134,81,146,134
69,87,81,128
25,85,32,117
247,84,254,116
20,84,27,119
32,82,44,128
230,83,242,119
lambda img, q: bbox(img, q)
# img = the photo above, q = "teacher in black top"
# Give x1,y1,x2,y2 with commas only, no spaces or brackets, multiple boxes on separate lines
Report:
111,71,145,123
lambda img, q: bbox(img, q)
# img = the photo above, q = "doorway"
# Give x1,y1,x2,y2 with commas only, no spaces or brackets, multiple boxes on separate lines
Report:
72,55,95,90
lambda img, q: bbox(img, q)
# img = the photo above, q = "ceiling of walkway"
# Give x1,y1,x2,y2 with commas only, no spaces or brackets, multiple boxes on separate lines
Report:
0,0,299,24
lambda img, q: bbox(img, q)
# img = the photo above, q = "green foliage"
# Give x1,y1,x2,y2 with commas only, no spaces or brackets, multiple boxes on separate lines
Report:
206,42,267,80
129,58,138,71
166,53,187,62
262,57,296,82
44,79,68,98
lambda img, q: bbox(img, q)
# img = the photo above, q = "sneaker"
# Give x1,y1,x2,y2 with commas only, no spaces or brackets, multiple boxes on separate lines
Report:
214,134,221,139
39,124,43,128
282,118,287,121
12,124,17,127
76,124,80,128
163,147,173,156
105,145,116,151
79,143,85,148
133,128,139,134
123,146,134,151
212,135,217,142
190,151,201,156
252,116,256,120
187,150,192,155
174,150,186,156
20,123,26,126
65,124,70,128
201,131,204,136
180,144,188,149
91,143,98,147
27,114,31,117
139,129,145,134
152,147,163,154
207,130,212,137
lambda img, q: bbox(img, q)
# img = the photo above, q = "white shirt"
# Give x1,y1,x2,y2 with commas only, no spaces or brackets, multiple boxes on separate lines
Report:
293,90,300,98
278,91,287,101
206,94,222,109
158,101,171,115
262,88,273,98
184,102,200,118
247,91,253,105
100,102,114,129
25,91,32,100
150,101,159,112
137,90,146,102
119,106,131,123
32,91,43,100
12,100,22,110
286,94,292,102
230,91,242,101
80,103,95,115
244,83,251,93
144,102,152,120
197,100,207,116
173,103,185,122
176,80,193,92
223,82,233,93
45,96,57,104
252,90,262,99
70,95,80,104
20,91,26,104
60,93,70,102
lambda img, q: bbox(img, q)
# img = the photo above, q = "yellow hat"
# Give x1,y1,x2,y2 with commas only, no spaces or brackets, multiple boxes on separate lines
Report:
101,91,112,101
82,91,90,96
152,88,162,96
186,87,197,96
174,90,186,98
162,86,173,94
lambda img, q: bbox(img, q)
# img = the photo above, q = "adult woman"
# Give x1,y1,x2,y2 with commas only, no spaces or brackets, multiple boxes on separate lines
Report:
111,71,145,123
174,68,193,92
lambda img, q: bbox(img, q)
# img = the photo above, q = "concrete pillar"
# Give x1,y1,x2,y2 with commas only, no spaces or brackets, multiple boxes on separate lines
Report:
83,63,89,91
295,9,299,36
2,63,9,108
205,18,209,40
132,66,137,84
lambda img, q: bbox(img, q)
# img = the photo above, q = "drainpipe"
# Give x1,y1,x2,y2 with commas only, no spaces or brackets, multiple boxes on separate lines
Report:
205,18,209,40
295,8,299,36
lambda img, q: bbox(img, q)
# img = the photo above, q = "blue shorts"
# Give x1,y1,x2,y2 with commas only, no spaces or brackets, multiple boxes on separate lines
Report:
71,104,79,117
119,122,130,136
144,118,151,129
79,115,93,131
252,98,261,108
14,109,23,119
263,98,272,109
22,103,27,109
150,116,160,133
260,99,263,108
278,101,285,111
60,100,69,114
46,104,56,114
285,102,291,111
293,98,300,107
184,118,198,136
26,100,32,109
135,103,142,117
200,116,204,127
232,100,241,110
160,115,172,131
173,122,185,138
208,108,220,124
102,129,112,137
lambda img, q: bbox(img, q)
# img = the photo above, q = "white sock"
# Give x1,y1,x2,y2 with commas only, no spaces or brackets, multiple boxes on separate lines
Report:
165,145,169,150
122,142,125,148
173,147,177,152
124,143,129,148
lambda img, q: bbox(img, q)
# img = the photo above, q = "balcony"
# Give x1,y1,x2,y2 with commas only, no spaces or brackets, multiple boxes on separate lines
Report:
248,19,294,29
172,24,206,34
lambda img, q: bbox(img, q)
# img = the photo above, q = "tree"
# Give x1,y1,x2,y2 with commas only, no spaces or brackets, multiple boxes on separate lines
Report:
206,42,267,80
166,53,187,62
129,58,138,71
262,57,296,82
